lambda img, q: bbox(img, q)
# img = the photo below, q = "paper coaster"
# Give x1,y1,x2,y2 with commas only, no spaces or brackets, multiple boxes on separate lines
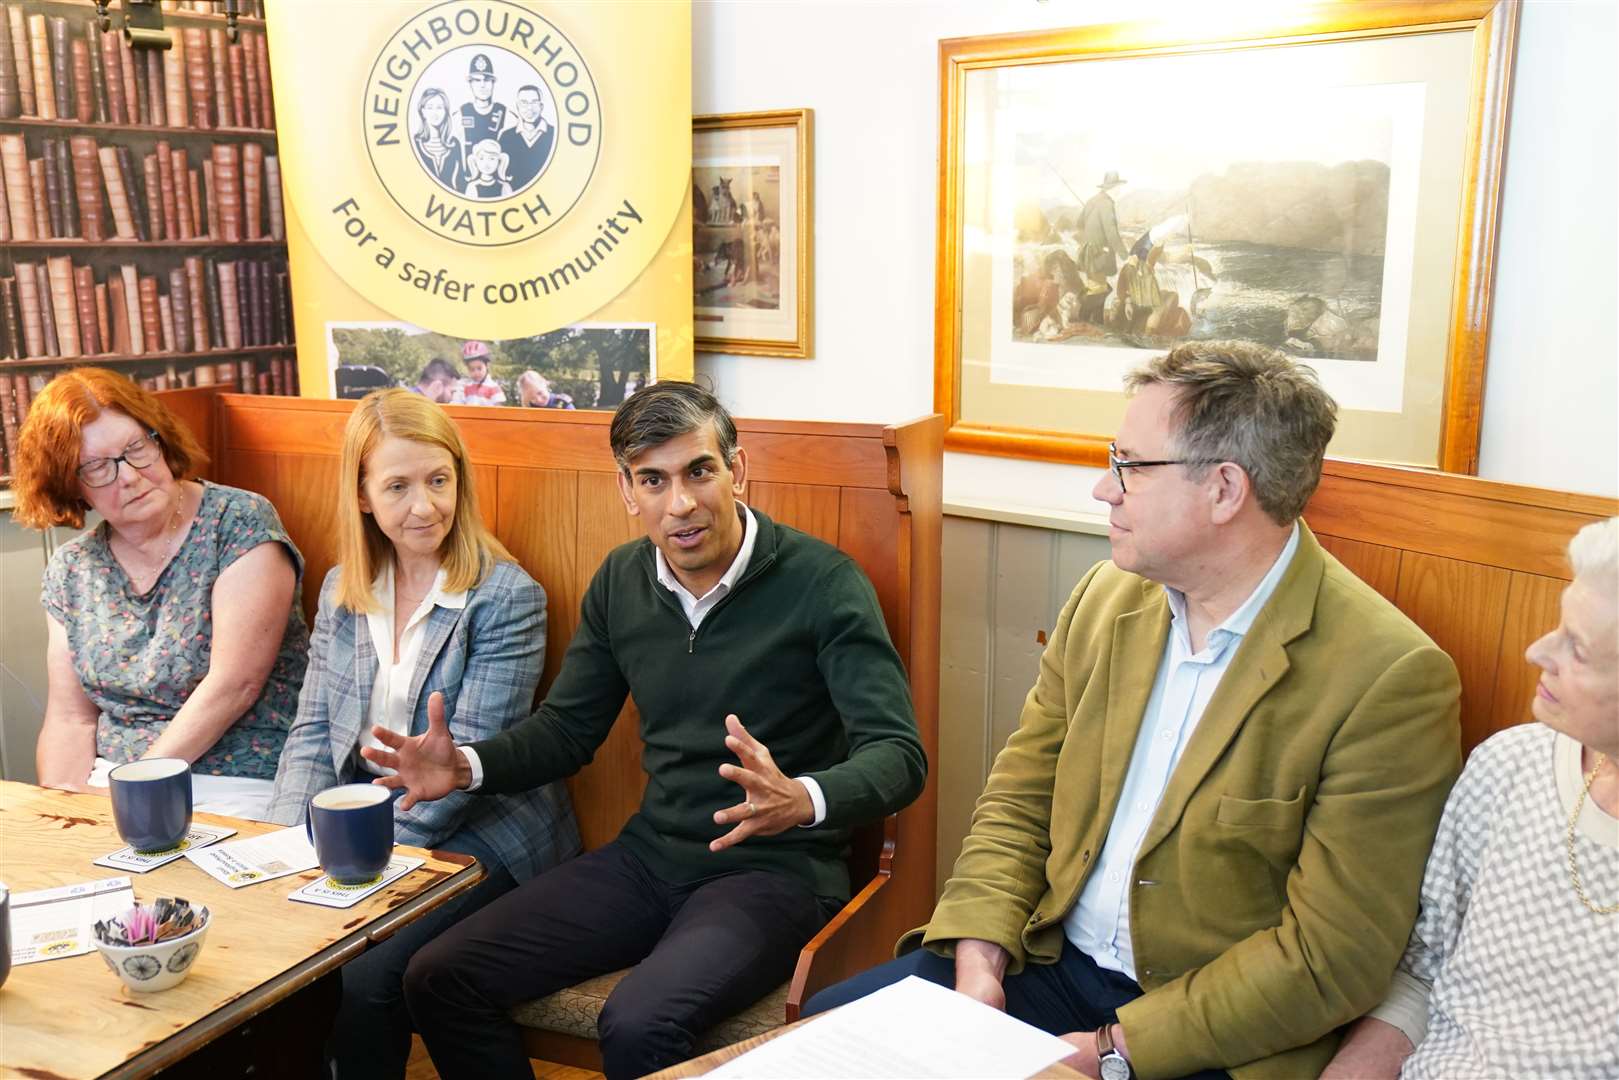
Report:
183,826,320,888
93,824,239,873
287,856,425,909
9,877,135,965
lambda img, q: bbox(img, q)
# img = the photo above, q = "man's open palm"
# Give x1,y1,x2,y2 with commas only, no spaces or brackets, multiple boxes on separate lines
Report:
360,691,466,810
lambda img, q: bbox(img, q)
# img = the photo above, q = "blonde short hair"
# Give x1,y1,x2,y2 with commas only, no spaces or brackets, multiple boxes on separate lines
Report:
334,389,511,611
1569,517,1619,592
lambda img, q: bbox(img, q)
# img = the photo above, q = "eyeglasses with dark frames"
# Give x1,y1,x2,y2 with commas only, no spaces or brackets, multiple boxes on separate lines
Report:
78,431,162,488
1107,442,1216,494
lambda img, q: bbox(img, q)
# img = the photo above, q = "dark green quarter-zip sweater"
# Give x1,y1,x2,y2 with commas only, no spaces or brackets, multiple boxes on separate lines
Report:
472,509,927,902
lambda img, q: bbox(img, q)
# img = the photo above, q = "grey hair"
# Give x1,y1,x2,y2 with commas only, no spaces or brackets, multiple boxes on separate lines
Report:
608,380,738,474
1123,340,1338,524
1568,517,1619,589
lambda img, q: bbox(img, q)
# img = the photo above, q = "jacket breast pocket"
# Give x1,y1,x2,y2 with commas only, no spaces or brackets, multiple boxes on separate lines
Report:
1215,788,1307,830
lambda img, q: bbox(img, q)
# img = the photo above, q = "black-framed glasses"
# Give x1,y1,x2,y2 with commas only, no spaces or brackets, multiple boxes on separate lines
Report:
1107,442,1212,494
78,431,162,488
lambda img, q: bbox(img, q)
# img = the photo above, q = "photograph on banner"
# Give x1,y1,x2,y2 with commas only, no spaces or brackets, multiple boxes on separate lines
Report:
325,320,654,410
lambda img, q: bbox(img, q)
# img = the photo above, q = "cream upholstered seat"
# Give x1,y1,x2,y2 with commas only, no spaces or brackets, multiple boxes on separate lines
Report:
510,969,790,1053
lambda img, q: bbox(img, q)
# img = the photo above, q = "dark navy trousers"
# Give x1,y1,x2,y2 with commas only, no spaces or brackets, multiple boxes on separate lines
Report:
804,938,1229,1080
404,840,832,1080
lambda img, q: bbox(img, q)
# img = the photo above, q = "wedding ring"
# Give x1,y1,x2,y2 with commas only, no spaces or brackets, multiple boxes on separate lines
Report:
746,801,757,817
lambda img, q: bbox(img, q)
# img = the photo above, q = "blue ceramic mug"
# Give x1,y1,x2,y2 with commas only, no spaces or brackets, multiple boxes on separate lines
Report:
109,759,193,853
306,784,393,884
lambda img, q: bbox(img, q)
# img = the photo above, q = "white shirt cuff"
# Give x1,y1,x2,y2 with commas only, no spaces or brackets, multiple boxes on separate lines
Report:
796,776,827,827
1366,968,1433,1050
459,745,484,792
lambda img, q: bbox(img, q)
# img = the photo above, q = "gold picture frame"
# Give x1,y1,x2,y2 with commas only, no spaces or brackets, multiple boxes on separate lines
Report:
934,2,1519,473
693,109,814,359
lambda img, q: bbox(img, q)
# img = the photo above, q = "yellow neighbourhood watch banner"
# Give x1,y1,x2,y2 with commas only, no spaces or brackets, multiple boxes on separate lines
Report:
266,0,693,394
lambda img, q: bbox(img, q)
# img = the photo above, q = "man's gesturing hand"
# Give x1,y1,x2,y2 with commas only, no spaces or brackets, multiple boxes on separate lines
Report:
360,690,471,810
709,714,813,852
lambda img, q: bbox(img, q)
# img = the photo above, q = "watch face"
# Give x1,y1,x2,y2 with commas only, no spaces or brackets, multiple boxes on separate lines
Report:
1100,1055,1133,1080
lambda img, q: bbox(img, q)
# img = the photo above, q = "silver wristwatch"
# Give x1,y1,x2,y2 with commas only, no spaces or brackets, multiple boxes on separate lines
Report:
1096,1023,1135,1080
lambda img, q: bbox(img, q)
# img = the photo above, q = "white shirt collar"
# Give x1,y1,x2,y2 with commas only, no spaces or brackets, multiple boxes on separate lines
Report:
1165,520,1301,654
371,562,468,620
654,503,757,607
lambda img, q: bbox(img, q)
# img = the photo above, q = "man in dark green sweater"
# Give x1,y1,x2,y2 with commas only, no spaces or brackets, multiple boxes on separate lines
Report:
368,381,927,1079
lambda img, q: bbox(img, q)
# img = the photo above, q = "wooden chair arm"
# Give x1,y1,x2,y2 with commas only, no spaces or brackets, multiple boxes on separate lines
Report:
784,869,894,1021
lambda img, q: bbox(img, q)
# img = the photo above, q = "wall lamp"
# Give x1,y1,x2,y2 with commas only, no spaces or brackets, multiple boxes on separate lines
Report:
93,0,245,49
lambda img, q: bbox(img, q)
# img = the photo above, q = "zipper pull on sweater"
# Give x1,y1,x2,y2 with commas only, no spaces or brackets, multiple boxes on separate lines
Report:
688,627,696,654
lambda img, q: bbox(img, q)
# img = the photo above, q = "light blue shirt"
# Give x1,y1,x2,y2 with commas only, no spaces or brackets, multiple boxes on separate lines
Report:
1063,522,1301,978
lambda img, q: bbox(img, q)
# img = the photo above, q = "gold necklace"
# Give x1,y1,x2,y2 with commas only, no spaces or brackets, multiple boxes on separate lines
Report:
120,489,186,588
1566,752,1619,916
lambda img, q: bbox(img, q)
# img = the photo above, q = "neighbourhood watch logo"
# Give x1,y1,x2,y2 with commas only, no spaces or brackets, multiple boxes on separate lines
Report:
363,0,602,247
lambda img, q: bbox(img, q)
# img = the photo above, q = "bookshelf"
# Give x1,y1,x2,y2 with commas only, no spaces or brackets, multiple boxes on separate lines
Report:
0,0,294,484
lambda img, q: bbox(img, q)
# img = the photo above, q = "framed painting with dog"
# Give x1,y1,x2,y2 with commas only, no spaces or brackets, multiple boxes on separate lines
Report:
934,1,1520,472
694,110,814,358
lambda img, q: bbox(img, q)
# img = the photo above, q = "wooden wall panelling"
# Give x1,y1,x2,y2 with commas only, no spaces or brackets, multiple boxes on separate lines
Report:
747,482,841,546
1307,469,1599,579
159,387,223,476
887,415,944,800
1488,571,1564,741
471,463,499,534
1315,533,1403,603
937,517,994,896
493,467,579,693
837,488,902,645
989,525,1056,763
214,396,909,488
739,428,892,489
1052,531,1113,623
215,448,339,624
220,397,354,457
1394,552,1512,753
567,472,651,851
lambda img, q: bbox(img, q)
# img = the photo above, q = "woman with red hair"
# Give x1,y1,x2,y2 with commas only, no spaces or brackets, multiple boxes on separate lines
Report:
12,369,308,817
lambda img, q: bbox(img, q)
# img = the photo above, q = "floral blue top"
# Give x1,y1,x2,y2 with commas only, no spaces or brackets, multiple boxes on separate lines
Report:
41,482,310,779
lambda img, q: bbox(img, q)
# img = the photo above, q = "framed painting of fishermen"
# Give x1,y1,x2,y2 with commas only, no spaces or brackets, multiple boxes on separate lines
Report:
935,1,1519,472
693,110,814,358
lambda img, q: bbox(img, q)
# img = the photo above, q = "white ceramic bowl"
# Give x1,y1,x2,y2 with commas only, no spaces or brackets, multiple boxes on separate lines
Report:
94,906,210,993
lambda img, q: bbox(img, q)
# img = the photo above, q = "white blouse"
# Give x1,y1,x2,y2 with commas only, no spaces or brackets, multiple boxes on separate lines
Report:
357,564,467,776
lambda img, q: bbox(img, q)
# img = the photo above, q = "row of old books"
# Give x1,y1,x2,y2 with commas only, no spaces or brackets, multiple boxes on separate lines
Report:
0,9,274,131
0,354,296,478
165,3,268,15
0,132,282,242
1,256,292,360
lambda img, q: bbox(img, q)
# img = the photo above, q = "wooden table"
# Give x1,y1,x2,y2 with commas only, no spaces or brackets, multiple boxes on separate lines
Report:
0,781,482,1080
645,1015,1095,1079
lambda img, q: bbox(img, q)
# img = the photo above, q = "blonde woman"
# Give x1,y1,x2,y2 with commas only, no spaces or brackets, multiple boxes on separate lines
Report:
265,389,579,1080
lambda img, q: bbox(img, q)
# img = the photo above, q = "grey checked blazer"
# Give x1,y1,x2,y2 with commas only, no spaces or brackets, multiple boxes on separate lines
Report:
265,560,580,883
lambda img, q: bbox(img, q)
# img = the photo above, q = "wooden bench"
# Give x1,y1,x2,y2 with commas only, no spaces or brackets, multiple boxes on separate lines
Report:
160,388,1619,1065
163,388,942,1069
1303,459,1617,756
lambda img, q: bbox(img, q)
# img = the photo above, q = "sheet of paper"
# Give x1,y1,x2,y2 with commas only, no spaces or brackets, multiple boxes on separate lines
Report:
8,876,136,966
93,823,239,873
287,855,421,909
182,826,319,888
707,976,1076,1079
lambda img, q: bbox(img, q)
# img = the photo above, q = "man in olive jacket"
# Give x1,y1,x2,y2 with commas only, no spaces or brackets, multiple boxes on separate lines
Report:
807,342,1461,1080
